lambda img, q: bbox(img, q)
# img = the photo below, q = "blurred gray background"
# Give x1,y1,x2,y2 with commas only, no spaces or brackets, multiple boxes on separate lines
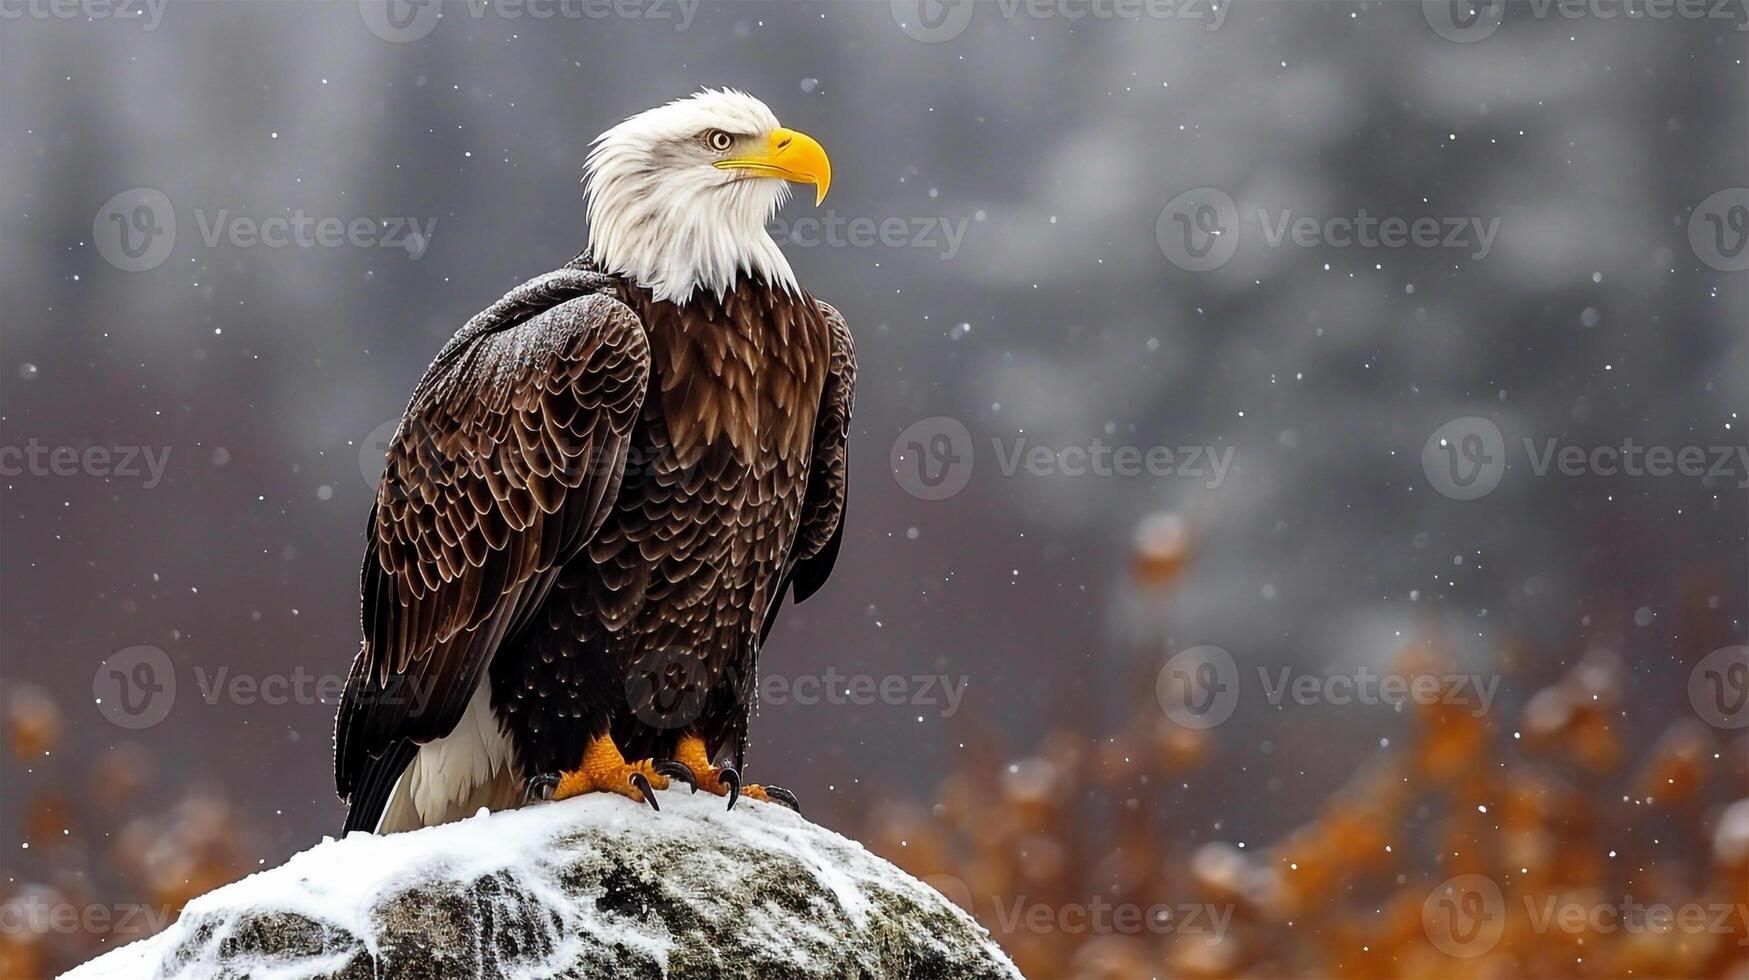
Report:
2,0,1744,894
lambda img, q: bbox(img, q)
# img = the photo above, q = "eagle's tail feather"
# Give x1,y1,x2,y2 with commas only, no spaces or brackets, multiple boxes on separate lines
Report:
342,739,417,835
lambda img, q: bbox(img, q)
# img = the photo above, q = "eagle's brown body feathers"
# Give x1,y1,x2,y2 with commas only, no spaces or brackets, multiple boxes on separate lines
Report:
335,258,853,833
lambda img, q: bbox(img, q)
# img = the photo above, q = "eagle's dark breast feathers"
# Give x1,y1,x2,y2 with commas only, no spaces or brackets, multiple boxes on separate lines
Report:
335,260,853,830
585,276,841,767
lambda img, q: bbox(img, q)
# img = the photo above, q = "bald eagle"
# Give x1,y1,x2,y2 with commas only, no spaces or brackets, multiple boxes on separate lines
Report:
335,90,853,834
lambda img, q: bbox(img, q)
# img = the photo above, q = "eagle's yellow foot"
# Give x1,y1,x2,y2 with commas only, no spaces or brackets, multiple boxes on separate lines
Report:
666,735,802,814
524,734,676,811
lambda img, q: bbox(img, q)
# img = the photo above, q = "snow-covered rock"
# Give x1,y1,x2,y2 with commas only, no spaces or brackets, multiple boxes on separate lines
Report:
65,790,1020,980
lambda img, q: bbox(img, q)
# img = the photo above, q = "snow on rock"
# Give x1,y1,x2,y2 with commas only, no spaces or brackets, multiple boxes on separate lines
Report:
64,789,1021,980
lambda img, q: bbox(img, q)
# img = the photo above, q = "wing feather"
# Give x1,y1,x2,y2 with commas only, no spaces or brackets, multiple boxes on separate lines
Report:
335,279,649,808
761,299,856,642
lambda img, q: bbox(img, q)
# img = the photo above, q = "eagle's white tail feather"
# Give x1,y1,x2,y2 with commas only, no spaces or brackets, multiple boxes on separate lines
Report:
376,679,520,833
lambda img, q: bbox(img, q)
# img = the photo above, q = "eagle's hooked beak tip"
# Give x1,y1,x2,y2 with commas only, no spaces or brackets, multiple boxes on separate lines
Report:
715,126,831,206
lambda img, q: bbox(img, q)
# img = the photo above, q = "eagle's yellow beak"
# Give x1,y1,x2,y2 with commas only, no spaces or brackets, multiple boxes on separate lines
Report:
714,127,831,205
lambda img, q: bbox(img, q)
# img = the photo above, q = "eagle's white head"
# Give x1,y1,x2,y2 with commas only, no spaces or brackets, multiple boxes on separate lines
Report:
584,89,832,305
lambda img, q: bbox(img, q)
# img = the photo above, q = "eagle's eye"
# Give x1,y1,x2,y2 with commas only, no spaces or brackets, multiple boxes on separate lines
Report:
704,129,734,152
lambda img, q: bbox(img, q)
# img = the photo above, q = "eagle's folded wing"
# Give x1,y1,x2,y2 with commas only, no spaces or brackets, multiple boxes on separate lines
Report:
791,300,856,600
762,299,856,648
334,281,649,824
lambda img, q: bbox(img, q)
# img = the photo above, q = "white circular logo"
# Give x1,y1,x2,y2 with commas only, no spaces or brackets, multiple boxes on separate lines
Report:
624,646,716,730
359,418,402,493
923,873,974,914
93,645,175,730
1689,645,1749,730
93,188,175,272
359,0,441,43
1689,188,1749,273
1423,417,1506,501
890,0,975,42
1422,0,1505,42
1423,874,1505,957
1157,187,1239,272
1156,645,1239,729
891,417,974,501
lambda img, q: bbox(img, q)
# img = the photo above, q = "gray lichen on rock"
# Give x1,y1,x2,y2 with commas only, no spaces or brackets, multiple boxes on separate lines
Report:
65,790,1021,980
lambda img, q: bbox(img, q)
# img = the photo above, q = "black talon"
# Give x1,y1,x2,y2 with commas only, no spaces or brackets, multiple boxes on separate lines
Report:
654,759,698,794
523,773,559,804
719,766,742,811
762,785,802,815
628,771,660,811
